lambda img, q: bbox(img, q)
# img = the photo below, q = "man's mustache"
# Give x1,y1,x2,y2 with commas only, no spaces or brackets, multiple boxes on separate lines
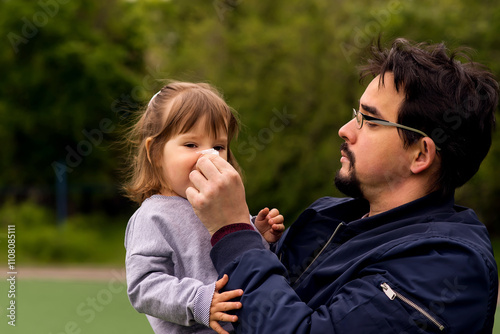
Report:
340,142,355,163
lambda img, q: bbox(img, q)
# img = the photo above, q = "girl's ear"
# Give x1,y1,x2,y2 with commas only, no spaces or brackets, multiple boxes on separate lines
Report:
145,137,153,164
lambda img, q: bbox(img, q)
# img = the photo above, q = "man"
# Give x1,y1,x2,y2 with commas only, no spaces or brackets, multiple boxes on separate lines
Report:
186,38,499,333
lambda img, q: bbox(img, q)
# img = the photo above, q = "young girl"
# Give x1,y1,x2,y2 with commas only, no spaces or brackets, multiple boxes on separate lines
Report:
123,82,284,334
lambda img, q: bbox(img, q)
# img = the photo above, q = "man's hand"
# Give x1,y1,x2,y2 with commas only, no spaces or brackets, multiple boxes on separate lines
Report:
186,155,251,235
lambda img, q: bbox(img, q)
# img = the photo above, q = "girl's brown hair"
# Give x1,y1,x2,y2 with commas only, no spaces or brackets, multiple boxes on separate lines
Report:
123,81,240,204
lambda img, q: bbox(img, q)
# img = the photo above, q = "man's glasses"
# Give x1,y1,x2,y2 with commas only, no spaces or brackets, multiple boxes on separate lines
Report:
352,108,441,151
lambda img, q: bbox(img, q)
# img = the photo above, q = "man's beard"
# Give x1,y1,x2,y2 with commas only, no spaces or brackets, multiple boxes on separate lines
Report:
334,143,364,198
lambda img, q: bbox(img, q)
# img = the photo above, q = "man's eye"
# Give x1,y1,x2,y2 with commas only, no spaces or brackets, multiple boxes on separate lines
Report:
365,122,378,128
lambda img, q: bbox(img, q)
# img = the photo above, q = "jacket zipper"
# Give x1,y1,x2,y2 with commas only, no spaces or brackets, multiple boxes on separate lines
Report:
292,222,344,286
380,282,445,331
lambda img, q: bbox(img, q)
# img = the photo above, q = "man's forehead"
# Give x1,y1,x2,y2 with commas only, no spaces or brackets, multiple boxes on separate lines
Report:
359,73,404,120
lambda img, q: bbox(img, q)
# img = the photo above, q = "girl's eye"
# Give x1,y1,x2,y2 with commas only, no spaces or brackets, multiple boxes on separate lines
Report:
185,143,197,148
213,145,225,151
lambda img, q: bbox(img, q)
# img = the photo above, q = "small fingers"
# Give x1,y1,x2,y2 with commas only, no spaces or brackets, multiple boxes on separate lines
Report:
210,321,230,334
268,208,280,218
213,300,243,313
269,214,284,226
215,274,229,291
272,223,286,232
257,207,270,221
213,312,239,323
214,288,244,303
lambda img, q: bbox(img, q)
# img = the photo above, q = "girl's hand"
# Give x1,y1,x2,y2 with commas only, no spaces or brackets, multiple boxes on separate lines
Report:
209,274,243,334
255,207,285,243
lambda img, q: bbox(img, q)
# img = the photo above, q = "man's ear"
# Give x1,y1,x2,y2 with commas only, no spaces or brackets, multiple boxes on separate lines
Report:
145,137,153,164
410,137,438,174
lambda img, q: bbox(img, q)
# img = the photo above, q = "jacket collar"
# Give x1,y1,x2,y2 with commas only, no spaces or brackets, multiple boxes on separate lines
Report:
342,191,456,236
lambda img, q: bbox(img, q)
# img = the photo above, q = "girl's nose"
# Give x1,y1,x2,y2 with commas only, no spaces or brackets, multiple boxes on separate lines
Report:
197,148,219,156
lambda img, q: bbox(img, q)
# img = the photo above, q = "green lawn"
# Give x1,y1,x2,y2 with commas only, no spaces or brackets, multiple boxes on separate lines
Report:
0,279,151,333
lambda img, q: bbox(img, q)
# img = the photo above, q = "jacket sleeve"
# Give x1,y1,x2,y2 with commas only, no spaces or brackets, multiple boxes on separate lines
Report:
211,231,459,333
212,228,498,333
125,216,214,327
211,230,339,333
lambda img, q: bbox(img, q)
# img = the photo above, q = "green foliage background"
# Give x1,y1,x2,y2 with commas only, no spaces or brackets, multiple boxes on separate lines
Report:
0,0,500,264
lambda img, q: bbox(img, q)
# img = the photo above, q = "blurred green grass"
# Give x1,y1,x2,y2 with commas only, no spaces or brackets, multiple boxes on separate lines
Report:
0,279,151,333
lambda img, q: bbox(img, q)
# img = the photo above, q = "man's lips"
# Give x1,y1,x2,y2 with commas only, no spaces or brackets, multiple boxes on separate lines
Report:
340,143,354,164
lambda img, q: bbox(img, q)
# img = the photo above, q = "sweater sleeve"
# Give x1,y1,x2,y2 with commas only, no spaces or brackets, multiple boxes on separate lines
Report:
125,214,214,327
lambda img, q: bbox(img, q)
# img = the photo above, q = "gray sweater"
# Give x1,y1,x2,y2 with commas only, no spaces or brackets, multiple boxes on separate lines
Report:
125,195,234,333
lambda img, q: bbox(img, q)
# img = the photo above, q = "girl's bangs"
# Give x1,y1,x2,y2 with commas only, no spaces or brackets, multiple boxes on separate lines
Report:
170,90,233,139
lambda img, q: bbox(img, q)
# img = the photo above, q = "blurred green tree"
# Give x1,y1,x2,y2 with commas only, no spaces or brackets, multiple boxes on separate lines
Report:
1,0,499,235
0,0,149,216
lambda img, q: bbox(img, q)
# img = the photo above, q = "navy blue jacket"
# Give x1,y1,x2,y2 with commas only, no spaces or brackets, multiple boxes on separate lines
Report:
210,193,498,333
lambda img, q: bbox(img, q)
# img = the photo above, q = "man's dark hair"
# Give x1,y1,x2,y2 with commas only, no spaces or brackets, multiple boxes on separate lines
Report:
360,38,499,197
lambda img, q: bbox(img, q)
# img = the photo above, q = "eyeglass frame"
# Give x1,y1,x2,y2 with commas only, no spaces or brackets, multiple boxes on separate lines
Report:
352,108,441,151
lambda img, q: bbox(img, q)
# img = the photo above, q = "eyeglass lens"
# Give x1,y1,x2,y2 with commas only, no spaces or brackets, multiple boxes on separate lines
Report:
353,109,362,128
